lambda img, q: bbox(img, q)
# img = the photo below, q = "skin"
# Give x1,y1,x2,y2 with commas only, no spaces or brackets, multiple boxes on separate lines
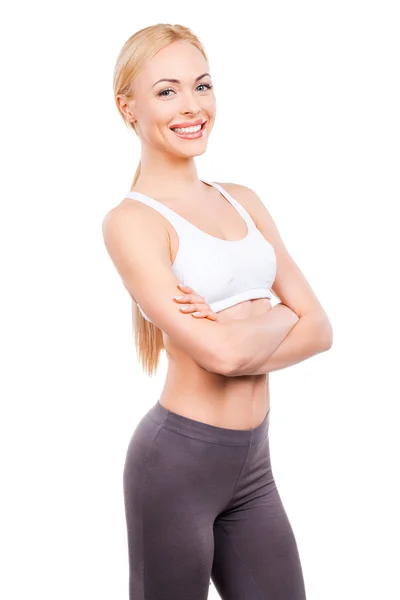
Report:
116,40,273,430
170,284,273,430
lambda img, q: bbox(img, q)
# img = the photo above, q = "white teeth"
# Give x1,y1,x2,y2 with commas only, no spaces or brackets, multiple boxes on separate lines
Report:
171,123,203,133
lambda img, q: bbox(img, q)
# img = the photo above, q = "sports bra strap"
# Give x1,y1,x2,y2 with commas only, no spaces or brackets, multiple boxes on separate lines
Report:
123,180,257,236
205,181,256,231
123,189,187,233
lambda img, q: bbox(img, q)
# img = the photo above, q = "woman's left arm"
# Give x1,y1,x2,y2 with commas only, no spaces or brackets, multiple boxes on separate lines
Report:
239,307,332,375
222,183,333,376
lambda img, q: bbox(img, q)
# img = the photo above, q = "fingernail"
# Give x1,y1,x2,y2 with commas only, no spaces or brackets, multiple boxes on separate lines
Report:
174,295,184,300
192,312,201,316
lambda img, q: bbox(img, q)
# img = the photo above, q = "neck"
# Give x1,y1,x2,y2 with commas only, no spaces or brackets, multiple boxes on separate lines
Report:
132,144,205,198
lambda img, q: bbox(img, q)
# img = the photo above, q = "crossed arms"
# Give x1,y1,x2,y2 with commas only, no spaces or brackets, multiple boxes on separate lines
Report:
102,184,333,377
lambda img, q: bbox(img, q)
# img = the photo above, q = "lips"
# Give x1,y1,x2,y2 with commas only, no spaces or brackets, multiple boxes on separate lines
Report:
169,118,207,129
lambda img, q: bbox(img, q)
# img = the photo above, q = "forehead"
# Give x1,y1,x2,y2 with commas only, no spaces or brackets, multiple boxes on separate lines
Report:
140,41,208,84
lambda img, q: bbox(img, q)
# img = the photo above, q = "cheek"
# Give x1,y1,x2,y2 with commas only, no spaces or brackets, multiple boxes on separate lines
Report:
204,96,217,118
138,102,174,131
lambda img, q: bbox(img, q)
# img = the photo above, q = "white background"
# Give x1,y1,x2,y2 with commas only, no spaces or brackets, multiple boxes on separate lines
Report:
1,1,399,599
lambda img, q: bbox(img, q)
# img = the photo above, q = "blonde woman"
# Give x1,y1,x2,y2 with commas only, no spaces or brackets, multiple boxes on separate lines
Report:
103,23,332,600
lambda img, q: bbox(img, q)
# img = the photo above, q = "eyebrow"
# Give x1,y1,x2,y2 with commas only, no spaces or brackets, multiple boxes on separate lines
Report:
151,72,211,88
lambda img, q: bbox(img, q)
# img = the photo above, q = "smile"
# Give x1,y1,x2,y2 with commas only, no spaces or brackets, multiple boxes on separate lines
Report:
169,121,208,139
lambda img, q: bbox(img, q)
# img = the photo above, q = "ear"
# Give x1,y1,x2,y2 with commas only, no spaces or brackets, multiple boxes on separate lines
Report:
116,94,136,123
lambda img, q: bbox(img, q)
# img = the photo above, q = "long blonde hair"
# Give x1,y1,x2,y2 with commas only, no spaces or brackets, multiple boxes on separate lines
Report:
113,24,209,378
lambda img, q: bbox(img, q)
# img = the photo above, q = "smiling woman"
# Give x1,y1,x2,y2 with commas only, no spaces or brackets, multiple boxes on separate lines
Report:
102,21,322,600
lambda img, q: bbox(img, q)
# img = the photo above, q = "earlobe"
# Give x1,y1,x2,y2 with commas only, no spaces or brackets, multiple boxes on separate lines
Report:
127,109,136,123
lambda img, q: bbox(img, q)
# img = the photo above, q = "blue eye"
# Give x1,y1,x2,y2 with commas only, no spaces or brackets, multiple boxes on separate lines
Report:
158,89,174,97
158,83,213,97
197,83,213,92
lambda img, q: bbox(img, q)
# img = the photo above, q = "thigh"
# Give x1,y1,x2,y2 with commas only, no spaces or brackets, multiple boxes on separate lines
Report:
123,416,218,600
211,439,307,599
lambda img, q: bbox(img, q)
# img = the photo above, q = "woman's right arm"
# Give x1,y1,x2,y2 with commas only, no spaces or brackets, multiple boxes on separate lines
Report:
102,203,238,376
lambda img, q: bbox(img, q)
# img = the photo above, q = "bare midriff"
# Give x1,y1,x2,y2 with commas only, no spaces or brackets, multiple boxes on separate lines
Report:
159,297,273,431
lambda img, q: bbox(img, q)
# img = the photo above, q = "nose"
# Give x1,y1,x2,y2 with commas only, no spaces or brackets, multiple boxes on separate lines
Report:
180,89,202,117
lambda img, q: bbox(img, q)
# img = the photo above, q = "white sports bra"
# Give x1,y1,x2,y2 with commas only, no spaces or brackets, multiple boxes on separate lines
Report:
124,180,277,323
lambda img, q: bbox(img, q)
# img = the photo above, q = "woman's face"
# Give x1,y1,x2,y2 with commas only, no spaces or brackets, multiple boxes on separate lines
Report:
122,40,216,158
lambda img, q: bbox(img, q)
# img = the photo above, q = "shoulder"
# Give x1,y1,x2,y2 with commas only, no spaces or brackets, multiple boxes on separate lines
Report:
101,201,173,296
101,200,173,272
214,182,272,229
102,198,171,246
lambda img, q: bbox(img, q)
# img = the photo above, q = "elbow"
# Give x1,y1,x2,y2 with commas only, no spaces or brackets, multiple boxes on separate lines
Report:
319,317,333,351
202,351,239,377
217,347,244,377
200,339,240,377
196,320,249,377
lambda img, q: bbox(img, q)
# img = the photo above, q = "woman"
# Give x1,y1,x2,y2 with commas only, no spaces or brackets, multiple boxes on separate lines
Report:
103,23,333,600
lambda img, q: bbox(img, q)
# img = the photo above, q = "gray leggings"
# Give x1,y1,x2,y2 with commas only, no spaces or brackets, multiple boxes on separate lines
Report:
123,399,307,599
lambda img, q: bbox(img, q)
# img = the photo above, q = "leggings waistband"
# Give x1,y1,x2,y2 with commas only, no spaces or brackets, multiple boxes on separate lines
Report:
147,399,270,447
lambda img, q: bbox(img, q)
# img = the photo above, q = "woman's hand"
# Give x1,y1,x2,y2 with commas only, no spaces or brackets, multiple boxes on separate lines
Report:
173,283,218,321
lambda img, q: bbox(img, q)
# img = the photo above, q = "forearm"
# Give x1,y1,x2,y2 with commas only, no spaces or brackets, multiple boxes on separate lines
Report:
222,304,299,376
231,310,333,376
